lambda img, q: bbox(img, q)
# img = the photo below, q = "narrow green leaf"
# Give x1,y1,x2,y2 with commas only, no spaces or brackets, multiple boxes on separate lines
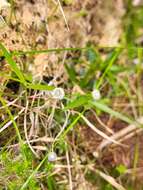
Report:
59,110,84,139
27,83,54,91
0,95,22,143
65,63,77,83
20,153,48,190
0,43,26,85
12,47,86,56
96,48,122,88
89,100,133,124
65,95,90,109
86,47,101,64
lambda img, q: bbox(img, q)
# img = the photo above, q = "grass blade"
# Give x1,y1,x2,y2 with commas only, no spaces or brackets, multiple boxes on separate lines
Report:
96,48,122,88
12,47,86,56
90,100,133,124
0,95,23,143
27,83,54,91
0,43,26,85
65,95,90,110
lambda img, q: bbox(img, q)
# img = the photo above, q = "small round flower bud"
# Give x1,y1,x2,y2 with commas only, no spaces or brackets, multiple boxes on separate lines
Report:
92,89,101,100
133,58,139,65
48,152,57,162
93,151,99,158
51,87,65,100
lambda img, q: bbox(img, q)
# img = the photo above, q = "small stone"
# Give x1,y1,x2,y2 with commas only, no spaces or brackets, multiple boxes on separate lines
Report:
48,152,57,162
92,89,101,100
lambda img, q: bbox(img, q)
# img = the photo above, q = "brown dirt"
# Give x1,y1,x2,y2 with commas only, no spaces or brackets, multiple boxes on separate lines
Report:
79,111,143,181
0,0,124,79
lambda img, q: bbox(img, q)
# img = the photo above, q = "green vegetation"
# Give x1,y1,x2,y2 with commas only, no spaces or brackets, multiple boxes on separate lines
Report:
1,0,143,190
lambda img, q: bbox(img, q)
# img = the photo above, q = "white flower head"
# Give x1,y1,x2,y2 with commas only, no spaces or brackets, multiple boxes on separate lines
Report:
133,0,141,6
0,0,11,10
92,89,101,100
93,151,99,158
133,58,140,65
51,87,65,100
48,152,57,162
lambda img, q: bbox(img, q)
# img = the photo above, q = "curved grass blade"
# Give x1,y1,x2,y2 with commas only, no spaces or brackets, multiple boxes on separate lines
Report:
0,43,26,85
96,48,122,89
65,95,90,110
89,100,133,124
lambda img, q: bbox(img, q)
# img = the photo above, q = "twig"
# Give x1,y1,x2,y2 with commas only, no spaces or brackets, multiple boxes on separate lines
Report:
0,108,25,133
97,117,143,151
